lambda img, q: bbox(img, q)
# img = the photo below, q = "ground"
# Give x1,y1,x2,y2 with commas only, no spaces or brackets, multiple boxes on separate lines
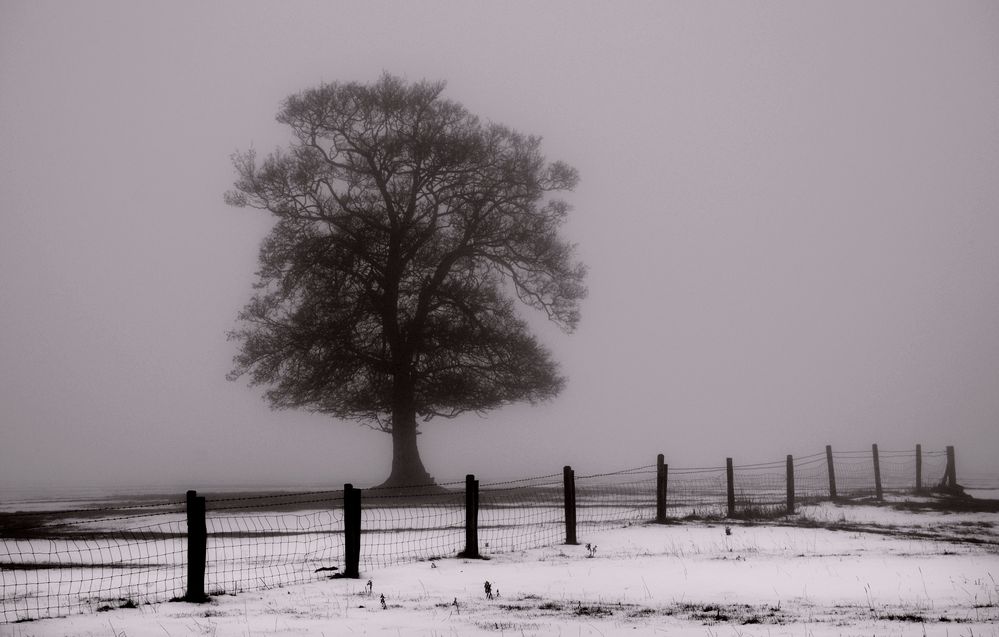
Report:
3,499,997,636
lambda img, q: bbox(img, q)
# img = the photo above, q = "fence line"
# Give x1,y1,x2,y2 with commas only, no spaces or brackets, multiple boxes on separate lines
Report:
0,444,973,622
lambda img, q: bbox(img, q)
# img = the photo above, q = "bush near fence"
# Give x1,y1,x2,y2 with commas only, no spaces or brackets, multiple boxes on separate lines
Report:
0,444,963,622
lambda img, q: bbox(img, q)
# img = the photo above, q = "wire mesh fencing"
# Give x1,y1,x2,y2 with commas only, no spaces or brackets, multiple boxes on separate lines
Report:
480,474,565,553
919,450,950,489
576,467,657,528
1,445,967,623
792,453,832,503
829,447,951,499
831,449,878,497
0,500,186,623
359,483,465,568
665,466,729,517
731,459,791,516
202,490,345,596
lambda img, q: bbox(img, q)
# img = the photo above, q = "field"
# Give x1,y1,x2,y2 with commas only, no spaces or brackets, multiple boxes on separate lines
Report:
3,493,998,636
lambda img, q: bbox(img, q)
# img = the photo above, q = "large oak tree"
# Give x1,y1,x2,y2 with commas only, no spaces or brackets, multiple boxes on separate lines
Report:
226,75,586,487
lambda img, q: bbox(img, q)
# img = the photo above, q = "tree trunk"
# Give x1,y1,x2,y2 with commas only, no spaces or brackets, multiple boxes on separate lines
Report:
379,370,437,489
383,408,435,487
379,292,439,489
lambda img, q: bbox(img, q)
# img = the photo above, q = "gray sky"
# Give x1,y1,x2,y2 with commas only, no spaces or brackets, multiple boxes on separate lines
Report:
2,1,997,492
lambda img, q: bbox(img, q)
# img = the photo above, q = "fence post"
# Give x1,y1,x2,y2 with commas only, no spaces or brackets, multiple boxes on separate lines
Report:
726,458,735,517
946,445,957,489
825,445,838,500
915,444,922,493
185,490,207,602
786,455,795,515
563,466,577,545
656,454,668,524
872,444,883,500
343,484,361,578
460,474,481,558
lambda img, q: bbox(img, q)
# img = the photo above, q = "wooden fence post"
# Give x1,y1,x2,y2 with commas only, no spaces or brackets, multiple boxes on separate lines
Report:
656,454,668,524
460,474,481,558
786,455,795,515
872,444,883,500
185,490,207,602
563,466,577,545
726,458,735,517
915,444,922,493
946,446,957,489
825,445,837,500
343,484,361,578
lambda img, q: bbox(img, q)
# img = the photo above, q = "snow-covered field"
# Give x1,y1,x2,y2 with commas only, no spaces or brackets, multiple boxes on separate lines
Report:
3,498,997,636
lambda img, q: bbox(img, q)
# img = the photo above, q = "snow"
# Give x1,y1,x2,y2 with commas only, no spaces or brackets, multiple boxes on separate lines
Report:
3,500,997,636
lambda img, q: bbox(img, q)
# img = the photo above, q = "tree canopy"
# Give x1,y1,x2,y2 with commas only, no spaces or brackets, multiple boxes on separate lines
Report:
226,74,586,486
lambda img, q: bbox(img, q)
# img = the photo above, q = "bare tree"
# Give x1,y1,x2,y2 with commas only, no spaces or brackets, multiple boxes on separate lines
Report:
226,74,586,487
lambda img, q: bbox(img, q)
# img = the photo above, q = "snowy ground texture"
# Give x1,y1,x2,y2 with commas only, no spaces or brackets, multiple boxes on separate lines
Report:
3,498,997,636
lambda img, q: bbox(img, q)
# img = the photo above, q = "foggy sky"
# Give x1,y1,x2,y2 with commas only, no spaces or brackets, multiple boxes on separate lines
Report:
2,1,997,492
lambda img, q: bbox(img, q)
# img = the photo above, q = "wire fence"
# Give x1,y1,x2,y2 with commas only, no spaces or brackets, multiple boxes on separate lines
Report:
0,445,976,623
0,501,187,622
577,466,657,528
480,474,565,553
359,484,465,568
205,509,343,595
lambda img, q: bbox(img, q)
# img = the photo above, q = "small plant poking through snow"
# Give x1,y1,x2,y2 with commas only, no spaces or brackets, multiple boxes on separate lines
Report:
380,593,386,610
585,543,597,558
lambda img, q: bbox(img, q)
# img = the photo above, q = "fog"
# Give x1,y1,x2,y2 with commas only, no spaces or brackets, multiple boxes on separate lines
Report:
2,1,997,493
